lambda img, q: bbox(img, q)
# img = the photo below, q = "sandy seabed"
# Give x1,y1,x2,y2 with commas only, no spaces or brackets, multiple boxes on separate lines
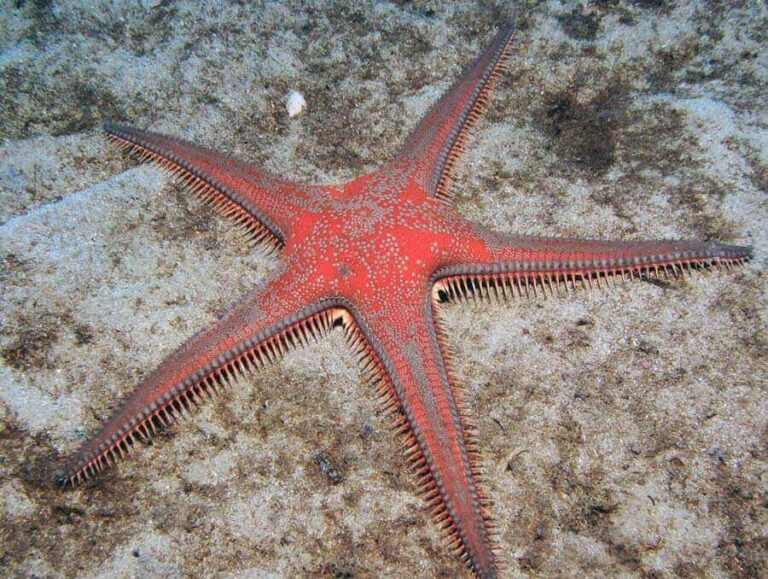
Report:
1,1,766,577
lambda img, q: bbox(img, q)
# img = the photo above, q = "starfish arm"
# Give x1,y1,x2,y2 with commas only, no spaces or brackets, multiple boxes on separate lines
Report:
339,296,498,578
436,229,752,299
393,23,515,204
105,123,325,250
58,271,340,487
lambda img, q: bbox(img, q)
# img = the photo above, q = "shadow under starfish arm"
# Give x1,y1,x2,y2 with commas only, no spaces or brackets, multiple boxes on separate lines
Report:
57,272,339,488
435,228,753,300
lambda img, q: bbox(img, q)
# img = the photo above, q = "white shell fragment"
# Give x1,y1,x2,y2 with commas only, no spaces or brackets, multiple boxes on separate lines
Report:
286,90,306,117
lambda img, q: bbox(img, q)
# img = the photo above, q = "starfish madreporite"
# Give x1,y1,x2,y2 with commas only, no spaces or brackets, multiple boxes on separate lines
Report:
58,23,751,577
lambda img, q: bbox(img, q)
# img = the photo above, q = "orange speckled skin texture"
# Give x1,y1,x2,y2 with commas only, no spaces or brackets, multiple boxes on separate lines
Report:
55,23,751,579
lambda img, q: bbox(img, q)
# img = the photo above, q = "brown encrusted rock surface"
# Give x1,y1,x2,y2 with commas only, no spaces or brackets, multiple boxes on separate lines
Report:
1,1,765,576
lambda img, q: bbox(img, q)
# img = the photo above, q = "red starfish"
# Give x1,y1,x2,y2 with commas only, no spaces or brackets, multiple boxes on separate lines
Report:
59,24,750,577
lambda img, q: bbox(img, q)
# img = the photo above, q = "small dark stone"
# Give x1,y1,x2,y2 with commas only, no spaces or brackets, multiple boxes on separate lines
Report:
314,451,343,485
74,325,94,346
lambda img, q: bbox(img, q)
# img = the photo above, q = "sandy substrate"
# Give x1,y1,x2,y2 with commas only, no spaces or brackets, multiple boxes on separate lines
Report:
1,1,766,576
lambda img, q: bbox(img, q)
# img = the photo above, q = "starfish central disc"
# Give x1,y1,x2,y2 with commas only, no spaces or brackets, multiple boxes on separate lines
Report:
288,171,477,305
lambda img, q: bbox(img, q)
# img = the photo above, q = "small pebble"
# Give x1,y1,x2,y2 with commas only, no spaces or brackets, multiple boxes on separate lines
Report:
286,90,306,118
